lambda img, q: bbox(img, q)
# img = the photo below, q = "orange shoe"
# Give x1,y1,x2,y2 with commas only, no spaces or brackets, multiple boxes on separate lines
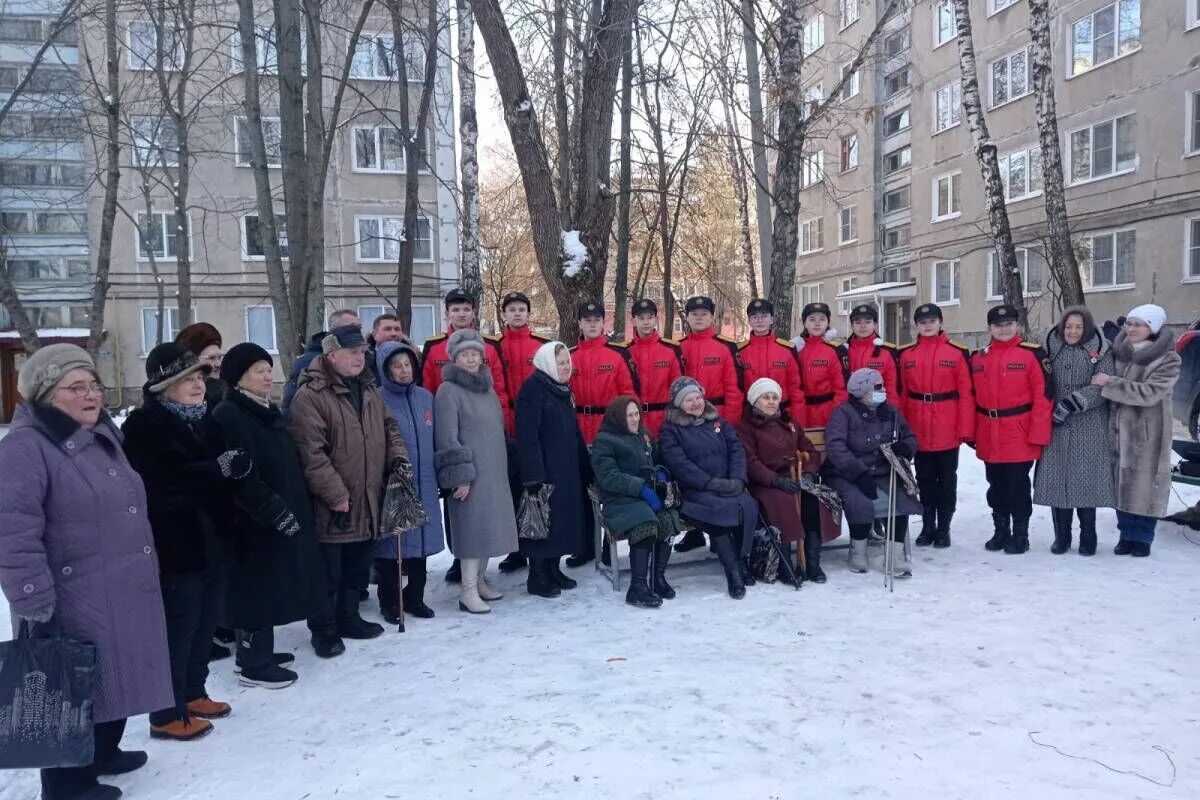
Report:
186,697,231,719
150,717,213,741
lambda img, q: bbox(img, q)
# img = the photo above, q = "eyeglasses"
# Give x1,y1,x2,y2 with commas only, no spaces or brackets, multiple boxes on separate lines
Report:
57,381,105,398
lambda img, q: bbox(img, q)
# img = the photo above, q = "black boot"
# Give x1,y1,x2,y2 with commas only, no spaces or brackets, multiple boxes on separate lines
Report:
625,540,662,608
402,558,435,619
444,557,462,583
549,557,578,590
652,539,676,599
804,529,826,583
376,558,400,624
915,510,937,546
1005,516,1030,554
711,533,746,599
1050,508,1073,555
526,558,562,598
985,512,1011,551
1078,508,1097,556
674,528,707,553
933,509,953,548
310,625,346,658
498,552,527,573
338,591,385,639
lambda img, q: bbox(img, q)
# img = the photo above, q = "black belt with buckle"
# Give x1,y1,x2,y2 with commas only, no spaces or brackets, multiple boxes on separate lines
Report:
806,393,834,405
708,397,725,406
908,390,960,403
641,401,669,412
976,403,1033,419
576,405,604,415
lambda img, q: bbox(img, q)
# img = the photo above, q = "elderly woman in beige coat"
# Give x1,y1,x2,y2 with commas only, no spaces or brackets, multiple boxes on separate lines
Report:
1092,304,1181,557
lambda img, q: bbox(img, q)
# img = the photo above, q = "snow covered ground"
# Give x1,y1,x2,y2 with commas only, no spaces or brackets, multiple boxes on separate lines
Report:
3,452,1200,800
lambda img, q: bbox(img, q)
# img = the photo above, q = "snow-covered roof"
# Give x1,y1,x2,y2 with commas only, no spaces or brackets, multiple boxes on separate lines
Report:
0,327,90,339
835,281,917,300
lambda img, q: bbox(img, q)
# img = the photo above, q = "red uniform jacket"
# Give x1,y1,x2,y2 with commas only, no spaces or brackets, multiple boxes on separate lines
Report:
571,337,638,444
797,334,848,429
846,335,901,400
897,333,974,452
422,329,513,433
970,337,1053,464
628,331,683,435
737,333,805,416
679,326,744,422
498,325,552,410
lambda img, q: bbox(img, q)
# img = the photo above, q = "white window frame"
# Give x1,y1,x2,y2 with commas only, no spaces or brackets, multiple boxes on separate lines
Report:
407,304,437,345
1068,0,1141,78
839,132,859,173
1078,229,1137,291
839,0,859,30
1188,0,1200,31
989,45,1031,108
234,117,282,168
1067,113,1137,185
883,184,911,215
245,305,279,353
988,0,1020,16
840,63,860,101
883,107,911,138
800,283,823,307
799,216,824,255
999,144,1043,203
1184,216,1200,283
1187,89,1200,157
136,211,192,262
801,14,825,55
350,32,426,81
838,205,857,245
837,277,859,316
987,247,1044,299
353,125,408,173
139,305,190,353
884,145,912,174
240,214,289,260
932,171,962,221
354,214,433,263
357,305,387,330
131,116,179,168
931,259,961,305
126,20,183,72
933,81,962,134
800,150,824,189
229,25,305,74
934,1,955,49
802,83,824,121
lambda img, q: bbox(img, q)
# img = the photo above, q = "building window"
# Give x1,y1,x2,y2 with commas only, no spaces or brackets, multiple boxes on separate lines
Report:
884,145,911,175
883,28,910,59
1189,0,1200,30
989,0,1020,14
801,14,824,55
235,117,282,168
800,217,823,254
37,212,86,233
883,185,911,214
883,108,911,137
1187,89,1200,156
933,172,962,221
355,126,404,172
999,145,1043,201
245,306,278,352
132,116,179,167
800,151,824,188
127,20,183,71
800,283,823,306
1070,0,1141,77
839,0,859,29
228,25,303,74
1078,230,1136,288
988,247,1044,298
242,214,289,259
882,264,912,283
884,66,910,99
932,259,960,303
838,206,857,244
350,32,426,80
990,46,1030,107
839,133,859,172
1069,113,1136,183
882,224,911,251
840,63,859,101
136,212,189,261
1187,217,1200,280
802,84,824,121
356,215,432,262
6,258,62,281
0,162,84,187
934,1,955,47
140,306,181,352
0,211,30,234
934,81,962,134
838,277,859,316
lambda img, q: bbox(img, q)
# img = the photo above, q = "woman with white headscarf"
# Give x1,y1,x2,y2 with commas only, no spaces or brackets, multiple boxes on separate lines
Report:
515,341,593,597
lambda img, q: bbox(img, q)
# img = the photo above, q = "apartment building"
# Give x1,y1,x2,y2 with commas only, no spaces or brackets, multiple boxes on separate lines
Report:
790,0,1200,344
0,1,458,413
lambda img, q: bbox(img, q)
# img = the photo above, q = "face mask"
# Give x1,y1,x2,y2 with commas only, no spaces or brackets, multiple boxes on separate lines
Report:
869,390,887,406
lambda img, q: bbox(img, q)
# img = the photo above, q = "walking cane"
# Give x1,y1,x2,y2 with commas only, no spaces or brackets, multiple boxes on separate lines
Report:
395,552,406,633
790,456,809,577
883,414,900,593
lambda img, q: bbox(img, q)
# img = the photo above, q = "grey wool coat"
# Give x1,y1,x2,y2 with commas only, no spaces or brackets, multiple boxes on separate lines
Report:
1034,307,1117,509
1101,330,1182,517
434,363,519,559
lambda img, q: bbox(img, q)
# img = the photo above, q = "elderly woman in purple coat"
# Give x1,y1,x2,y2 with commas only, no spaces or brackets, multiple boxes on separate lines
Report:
0,345,172,800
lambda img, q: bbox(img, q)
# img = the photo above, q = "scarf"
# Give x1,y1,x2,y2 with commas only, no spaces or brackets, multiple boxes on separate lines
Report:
237,385,271,408
532,340,569,382
159,396,207,422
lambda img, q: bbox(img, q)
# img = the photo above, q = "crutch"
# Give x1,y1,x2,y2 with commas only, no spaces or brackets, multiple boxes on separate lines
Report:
789,457,809,577
883,414,900,593
760,513,802,590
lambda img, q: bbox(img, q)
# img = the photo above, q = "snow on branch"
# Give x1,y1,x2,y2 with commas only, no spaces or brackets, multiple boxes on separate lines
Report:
561,230,588,278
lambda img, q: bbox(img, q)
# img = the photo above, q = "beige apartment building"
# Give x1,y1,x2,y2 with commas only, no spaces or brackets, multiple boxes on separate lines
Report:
1,1,458,414
789,0,1200,345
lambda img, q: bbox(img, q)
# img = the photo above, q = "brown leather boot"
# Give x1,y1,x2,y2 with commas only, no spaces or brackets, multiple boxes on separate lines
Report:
150,717,214,741
186,697,232,719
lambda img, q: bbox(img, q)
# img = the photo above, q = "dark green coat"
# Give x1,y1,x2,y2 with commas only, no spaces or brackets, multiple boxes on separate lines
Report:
590,420,660,536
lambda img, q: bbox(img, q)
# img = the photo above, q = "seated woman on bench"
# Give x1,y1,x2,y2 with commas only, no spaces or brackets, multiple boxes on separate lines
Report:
590,396,681,609
658,377,760,599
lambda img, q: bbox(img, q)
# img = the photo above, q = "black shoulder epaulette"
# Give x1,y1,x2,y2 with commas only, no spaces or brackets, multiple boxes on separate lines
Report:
420,335,445,356
775,337,796,349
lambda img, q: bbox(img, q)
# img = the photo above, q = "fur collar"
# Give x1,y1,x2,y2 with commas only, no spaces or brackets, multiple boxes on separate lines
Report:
1046,325,1109,360
665,402,719,426
1112,328,1176,365
742,406,791,428
441,362,494,393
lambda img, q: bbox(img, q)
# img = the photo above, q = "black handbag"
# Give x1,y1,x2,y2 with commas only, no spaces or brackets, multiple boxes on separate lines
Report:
0,619,96,768
517,484,554,540
381,466,429,534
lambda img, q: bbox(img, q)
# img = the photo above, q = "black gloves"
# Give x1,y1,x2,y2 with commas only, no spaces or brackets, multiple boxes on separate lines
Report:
854,475,878,500
1053,393,1084,425
217,449,253,480
391,458,414,479
771,475,802,493
524,482,544,494
890,440,915,459
706,478,745,496
272,508,299,537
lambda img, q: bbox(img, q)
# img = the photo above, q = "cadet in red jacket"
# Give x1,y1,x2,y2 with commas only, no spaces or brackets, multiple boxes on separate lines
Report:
421,289,511,431
971,304,1053,555
898,303,974,548
627,298,683,435
795,303,848,435
571,300,639,445
737,298,805,416
845,304,900,400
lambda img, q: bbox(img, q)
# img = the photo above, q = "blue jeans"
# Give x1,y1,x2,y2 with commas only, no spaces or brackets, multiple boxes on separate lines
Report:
1116,510,1157,544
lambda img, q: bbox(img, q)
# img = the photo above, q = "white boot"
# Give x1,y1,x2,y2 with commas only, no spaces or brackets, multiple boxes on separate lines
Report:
458,559,491,614
476,558,503,601
848,538,869,573
889,540,912,578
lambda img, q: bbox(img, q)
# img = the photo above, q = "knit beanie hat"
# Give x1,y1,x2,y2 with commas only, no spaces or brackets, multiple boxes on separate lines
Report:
18,343,97,404
846,368,883,400
220,342,273,386
747,377,783,407
174,322,222,355
448,328,486,361
1126,304,1166,335
670,376,704,408
145,342,211,394
322,324,367,355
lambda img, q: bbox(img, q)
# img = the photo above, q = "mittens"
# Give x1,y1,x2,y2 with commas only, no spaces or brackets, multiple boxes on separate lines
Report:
640,485,664,512
217,449,252,480
272,509,299,537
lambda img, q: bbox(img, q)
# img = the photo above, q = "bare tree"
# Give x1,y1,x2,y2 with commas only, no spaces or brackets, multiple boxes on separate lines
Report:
739,0,771,293
457,0,481,302
86,0,123,356
612,18,635,337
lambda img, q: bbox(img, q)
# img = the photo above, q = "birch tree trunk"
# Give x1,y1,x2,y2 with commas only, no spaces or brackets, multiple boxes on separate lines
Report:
722,94,757,298
457,0,482,304
740,0,771,295
1028,0,1085,308
88,0,123,356
954,0,1026,322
